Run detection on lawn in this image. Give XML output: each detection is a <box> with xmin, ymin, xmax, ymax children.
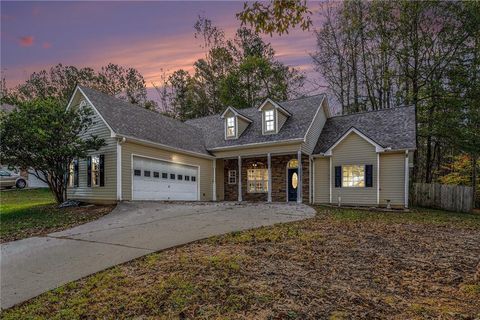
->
<box><xmin>3</xmin><ymin>206</ymin><xmax>480</xmax><ymax>319</ymax></box>
<box><xmin>0</xmin><ymin>189</ymin><xmax>114</xmax><ymax>243</ymax></box>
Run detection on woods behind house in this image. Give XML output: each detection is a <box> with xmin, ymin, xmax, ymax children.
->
<box><xmin>311</xmin><ymin>1</ymin><xmax>479</xmax><ymax>205</ymax></box>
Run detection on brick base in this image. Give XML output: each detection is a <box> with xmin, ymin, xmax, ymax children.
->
<box><xmin>223</xmin><ymin>154</ymin><xmax>309</xmax><ymax>202</ymax></box>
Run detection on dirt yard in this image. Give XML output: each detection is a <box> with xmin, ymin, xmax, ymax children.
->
<box><xmin>2</xmin><ymin>206</ymin><xmax>479</xmax><ymax>319</ymax></box>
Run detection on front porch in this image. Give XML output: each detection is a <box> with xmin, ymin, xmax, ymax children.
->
<box><xmin>216</xmin><ymin>152</ymin><xmax>310</xmax><ymax>203</ymax></box>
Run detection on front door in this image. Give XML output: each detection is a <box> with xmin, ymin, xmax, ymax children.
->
<box><xmin>287</xmin><ymin>168</ymin><xmax>298</xmax><ymax>201</ymax></box>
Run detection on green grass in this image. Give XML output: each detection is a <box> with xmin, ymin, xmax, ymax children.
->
<box><xmin>2</xmin><ymin>206</ymin><xmax>480</xmax><ymax>319</ymax></box>
<box><xmin>316</xmin><ymin>205</ymin><xmax>480</xmax><ymax>228</ymax></box>
<box><xmin>0</xmin><ymin>188</ymin><xmax>113</xmax><ymax>242</ymax></box>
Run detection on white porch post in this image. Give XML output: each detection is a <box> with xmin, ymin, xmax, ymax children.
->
<box><xmin>377</xmin><ymin>153</ymin><xmax>380</xmax><ymax>206</ymax></box>
<box><xmin>267</xmin><ymin>153</ymin><xmax>272</xmax><ymax>202</ymax></box>
<box><xmin>297</xmin><ymin>150</ymin><xmax>302</xmax><ymax>203</ymax></box>
<box><xmin>238</xmin><ymin>155</ymin><xmax>242</xmax><ymax>202</ymax></box>
<box><xmin>116</xmin><ymin>141</ymin><xmax>122</xmax><ymax>201</ymax></box>
<box><xmin>212</xmin><ymin>159</ymin><xmax>217</xmax><ymax>201</ymax></box>
<box><xmin>405</xmin><ymin>150</ymin><xmax>409</xmax><ymax>208</ymax></box>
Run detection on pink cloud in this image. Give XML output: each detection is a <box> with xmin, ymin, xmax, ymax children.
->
<box><xmin>18</xmin><ymin>36</ymin><xmax>34</xmax><ymax>47</ymax></box>
<box><xmin>42</xmin><ymin>42</ymin><xmax>51</xmax><ymax>49</ymax></box>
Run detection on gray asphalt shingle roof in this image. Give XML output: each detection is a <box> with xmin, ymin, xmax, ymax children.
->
<box><xmin>313</xmin><ymin>106</ymin><xmax>416</xmax><ymax>154</ymax></box>
<box><xmin>186</xmin><ymin>94</ymin><xmax>326</xmax><ymax>149</ymax></box>
<box><xmin>79</xmin><ymin>86</ymin><xmax>210</xmax><ymax>155</ymax></box>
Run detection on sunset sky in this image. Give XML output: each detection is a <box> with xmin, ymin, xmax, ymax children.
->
<box><xmin>1</xmin><ymin>1</ymin><xmax>326</xmax><ymax>100</ymax></box>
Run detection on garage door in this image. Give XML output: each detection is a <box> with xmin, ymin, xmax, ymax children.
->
<box><xmin>133</xmin><ymin>156</ymin><xmax>198</xmax><ymax>201</ymax></box>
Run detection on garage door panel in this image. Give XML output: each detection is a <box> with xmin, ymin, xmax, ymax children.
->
<box><xmin>133</xmin><ymin>156</ymin><xmax>198</xmax><ymax>201</ymax></box>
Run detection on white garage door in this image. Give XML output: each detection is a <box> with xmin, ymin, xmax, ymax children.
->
<box><xmin>133</xmin><ymin>156</ymin><xmax>198</xmax><ymax>201</ymax></box>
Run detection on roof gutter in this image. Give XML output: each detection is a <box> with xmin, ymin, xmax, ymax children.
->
<box><xmin>118</xmin><ymin>135</ymin><xmax>215</xmax><ymax>159</ymax></box>
<box><xmin>208</xmin><ymin>138</ymin><xmax>304</xmax><ymax>151</ymax></box>
<box><xmin>311</xmin><ymin>147</ymin><xmax>417</xmax><ymax>158</ymax></box>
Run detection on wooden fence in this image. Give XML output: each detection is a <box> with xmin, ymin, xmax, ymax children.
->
<box><xmin>411</xmin><ymin>183</ymin><xmax>474</xmax><ymax>213</ymax></box>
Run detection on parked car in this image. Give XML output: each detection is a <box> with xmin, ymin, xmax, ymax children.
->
<box><xmin>0</xmin><ymin>169</ymin><xmax>27</xmax><ymax>189</ymax></box>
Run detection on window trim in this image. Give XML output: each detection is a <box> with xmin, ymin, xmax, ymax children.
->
<box><xmin>226</xmin><ymin>116</ymin><xmax>236</xmax><ymax>138</ymax></box>
<box><xmin>91</xmin><ymin>155</ymin><xmax>101</xmax><ymax>187</ymax></box>
<box><xmin>264</xmin><ymin>109</ymin><xmax>275</xmax><ymax>133</ymax></box>
<box><xmin>247</xmin><ymin>168</ymin><xmax>268</xmax><ymax>193</ymax></box>
<box><xmin>228</xmin><ymin>170</ymin><xmax>237</xmax><ymax>184</ymax></box>
<box><xmin>341</xmin><ymin>164</ymin><xmax>365</xmax><ymax>188</ymax></box>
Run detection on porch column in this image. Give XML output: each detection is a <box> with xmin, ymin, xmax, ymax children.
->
<box><xmin>212</xmin><ymin>159</ymin><xmax>217</xmax><ymax>201</ymax></box>
<box><xmin>267</xmin><ymin>153</ymin><xmax>272</xmax><ymax>202</ymax></box>
<box><xmin>238</xmin><ymin>155</ymin><xmax>242</xmax><ymax>202</ymax></box>
<box><xmin>297</xmin><ymin>150</ymin><xmax>302</xmax><ymax>203</ymax></box>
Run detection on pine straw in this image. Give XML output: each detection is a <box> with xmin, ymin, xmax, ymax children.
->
<box><xmin>3</xmin><ymin>207</ymin><xmax>480</xmax><ymax>319</ymax></box>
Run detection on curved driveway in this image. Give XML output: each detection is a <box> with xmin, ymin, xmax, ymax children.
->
<box><xmin>1</xmin><ymin>202</ymin><xmax>315</xmax><ymax>309</ymax></box>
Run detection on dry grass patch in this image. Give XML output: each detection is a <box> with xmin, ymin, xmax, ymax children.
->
<box><xmin>3</xmin><ymin>206</ymin><xmax>480</xmax><ymax>319</ymax></box>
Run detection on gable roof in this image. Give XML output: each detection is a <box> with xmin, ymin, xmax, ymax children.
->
<box><xmin>220</xmin><ymin>106</ymin><xmax>252</xmax><ymax>122</ymax></box>
<box><xmin>313</xmin><ymin>106</ymin><xmax>416</xmax><ymax>154</ymax></box>
<box><xmin>186</xmin><ymin>94</ymin><xmax>326</xmax><ymax>150</ymax></box>
<box><xmin>257</xmin><ymin>98</ymin><xmax>292</xmax><ymax>117</ymax></box>
<box><xmin>76</xmin><ymin>86</ymin><xmax>211</xmax><ymax>156</ymax></box>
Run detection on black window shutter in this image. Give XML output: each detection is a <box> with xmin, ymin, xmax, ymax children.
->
<box><xmin>99</xmin><ymin>154</ymin><xmax>105</xmax><ymax>187</ymax></box>
<box><xmin>87</xmin><ymin>156</ymin><xmax>92</xmax><ymax>187</ymax></box>
<box><xmin>74</xmin><ymin>159</ymin><xmax>79</xmax><ymax>187</ymax></box>
<box><xmin>365</xmin><ymin>164</ymin><xmax>373</xmax><ymax>187</ymax></box>
<box><xmin>335</xmin><ymin>166</ymin><xmax>342</xmax><ymax>188</ymax></box>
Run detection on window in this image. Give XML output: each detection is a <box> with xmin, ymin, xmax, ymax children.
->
<box><xmin>91</xmin><ymin>155</ymin><xmax>100</xmax><ymax>186</ymax></box>
<box><xmin>0</xmin><ymin>170</ymin><xmax>11</xmax><ymax>177</ymax></box>
<box><xmin>264</xmin><ymin>110</ymin><xmax>275</xmax><ymax>132</ymax></box>
<box><xmin>247</xmin><ymin>169</ymin><xmax>268</xmax><ymax>193</ymax></box>
<box><xmin>68</xmin><ymin>162</ymin><xmax>75</xmax><ymax>187</ymax></box>
<box><xmin>88</xmin><ymin>155</ymin><xmax>104</xmax><ymax>187</ymax></box>
<box><xmin>185</xmin><ymin>175</ymin><xmax>190</xmax><ymax>181</ymax></box>
<box><xmin>228</xmin><ymin>170</ymin><xmax>236</xmax><ymax>184</ymax></box>
<box><xmin>287</xmin><ymin>159</ymin><xmax>298</xmax><ymax>169</ymax></box>
<box><xmin>144</xmin><ymin>170</ymin><xmax>151</xmax><ymax>177</ymax></box>
<box><xmin>191</xmin><ymin>176</ymin><xmax>196</xmax><ymax>182</ymax></box>
<box><xmin>342</xmin><ymin>165</ymin><xmax>365</xmax><ymax>187</ymax></box>
<box><xmin>162</xmin><ymin>172</ymin><xmax>168</xmax><ymax>179</ymax></box>
<box><xmin>170</xmin><ymin>173</ymin><xmax>175</xmax><ymax>180</ymax></box>
<box><xmin>134</xmin><ymin>169</ymin><xmax>141</xmax><ymax>176</ymax></box>
<box><xmin>177</xmin><ymin>174</ymin><xmax>183</xmax><ymax>180</ymax></box>
<box><xmin>226</xmin><ymin>117</ymin><xmax>236</xmax><ymax>137</ymax></box>
<box><xmin>153</xmin><ymin>172</ymin><xmax>159</xmax><ymax>178</ymax></box>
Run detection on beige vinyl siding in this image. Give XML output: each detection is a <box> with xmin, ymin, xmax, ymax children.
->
<box><xmin>237</xmin><ymin>118</ymin><xmax>250</xmax><ymax>137</ymax></box>
<box><xmin>313</xmin><ymin>157</ymin><xmax>330</xmax><ymax>203</ymax></box>
<box><xmin>331</xmin><ymin>132</ymin><xmax>377</xmax><ymax>206</ymax></box>
<box><xmin>380</xmin><ymin>152</ymin><xmax>405</xmax><ymax>207</ymax></box>
<box><xmin>212</xmin><ymin>142</ymin><xmax>302</xmax><ymax>158</ymax></box>
<box><xmin>121</xmin><ymin>141</ymin><xmax>213</xmax><ymax>201</ymax></box>
<box><xmin>67</xmin><ymin>93</ymin><xmax>117</xmax><ymax>203</ymax></box>
<box><xmin>215</xmin><ymin>159</ymin><xmax>225</xmax><ymax>200</ymax></box>
<box><xmin>301</xmin><ymin>99</ymin><xmax>327</xmax><ymax>154</ymax></box>
<box><xmin>277</xmin><ymin>111</ymin><xmax>288</xmax><ymax>131</ymax></box>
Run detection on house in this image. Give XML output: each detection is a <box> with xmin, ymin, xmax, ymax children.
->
<box><xmin>66</xmin><ymin>85</ymin><xmax>415</xmax><ymax>208</ymax></box>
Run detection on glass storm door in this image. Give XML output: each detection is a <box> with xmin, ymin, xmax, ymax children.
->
<box><xmin>287</xmin><ymin>168</ymin><xmax>298</xmax><ymax>201</ymax></box>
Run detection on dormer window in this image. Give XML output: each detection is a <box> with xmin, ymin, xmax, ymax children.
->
<box><xmin>226</xmin><ymin>116</ymin><xmax>236</xmax><ymax>137</ymax></box>
<box><xmin>264</xmin><ymin>110</ymin><xmax>275</xmax><ymax>132</ymax></box>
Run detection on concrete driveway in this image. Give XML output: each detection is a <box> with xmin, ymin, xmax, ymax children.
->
<box><xmin>0</xmin><ymin>201</ymin><xmax>315</xmax><ymax>309</ymax></box>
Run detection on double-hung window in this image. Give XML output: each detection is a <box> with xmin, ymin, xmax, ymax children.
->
<box><xmin>264</xmin><ymin>110</ymin><xmax>275</xmax><ymax>132</ymax></box>
<box><xmin>226</xmin><ymin>117</ymin><xmax>236</xmax><ymax>137</ymax></box>
<box><xmin>247</xmin><ymin>169</ymin><xmax>268</xmax><ymax>193</ymax></box>
<box><xmin>87</xmin><ymin>155</ymin><xmax>104</xmax><ymax>187</ymax></box>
